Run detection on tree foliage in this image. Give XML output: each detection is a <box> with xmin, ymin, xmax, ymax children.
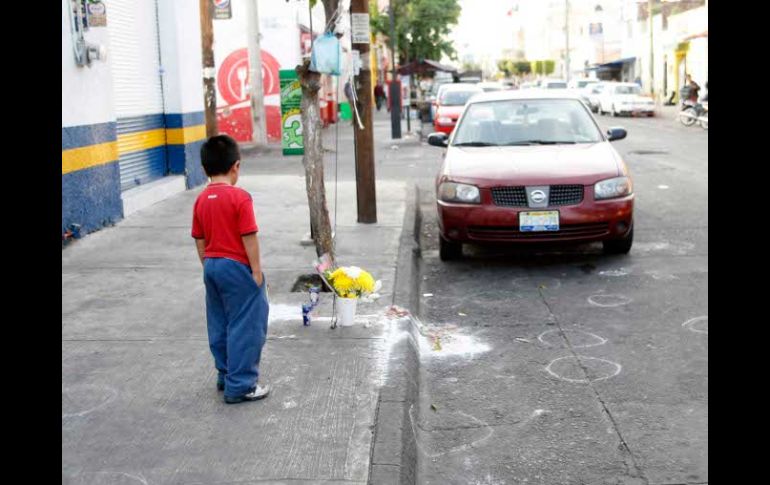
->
<box><xmin>370</xmin><ymin>0</ymin><xmax>462</xmax><ymax>64</ymax></box>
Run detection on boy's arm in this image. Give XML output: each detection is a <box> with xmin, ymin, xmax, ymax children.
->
<box><xmin>195</xmin><ymin>239</ymin><xmax>206</xmax><ymax>266</ymax></box>
<box><xmin>241</xmin><ymin>233</ymin><xmax>263</xmax><ymax>286</ymax></box>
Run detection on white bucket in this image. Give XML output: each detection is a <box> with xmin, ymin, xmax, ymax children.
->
<box><xmin>337</xmin><ymin>297</ymin><xmax>358</xmax><ymax>327</ymax></box>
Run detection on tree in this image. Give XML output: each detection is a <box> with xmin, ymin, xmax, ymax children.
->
<box><xmin>514</xmin><ymin>61</ymin><xmax>532</xmax><ymax>76</ymax></box>
<box><xmin>295</xmin><ymin>0</ymin><xmax>339</xmax><ymax>261</ymax></box>
<box><xmin>370</xmin><ymin>0</ymin><xmax>462</xmax><ymax>64</ymax></box>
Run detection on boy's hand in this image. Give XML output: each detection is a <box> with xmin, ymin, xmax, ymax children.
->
<box><xmin>253</xmin><ymin>272</ymin><xmax>264</xmax><ymax>287</ymax></box>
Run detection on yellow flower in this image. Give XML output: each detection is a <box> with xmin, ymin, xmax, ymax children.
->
<box><xmin>329</xmin><ymin>268</ymin><xmax>356</xmax><ymax>295</ymax></box>
<box><xmin>356</xmin><ymin>271</ymin><xmax>376</xmax><ymax>293</ymax></box>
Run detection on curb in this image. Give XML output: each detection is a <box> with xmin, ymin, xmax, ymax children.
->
<box><xmin>368</xmin><ymin>185</ymin><xmax>424</xmax><ymax>485</ymax></box>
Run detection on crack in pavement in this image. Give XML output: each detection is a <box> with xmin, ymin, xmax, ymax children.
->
<box><xmin>414</xmin><ymin>419</ymin><xmax>522</xmax><ymax>432</ymax></box>
<box><xmin>537</xmin><ymin>288</ymin><xmax>648</xmax><ymax>485</ymax></box>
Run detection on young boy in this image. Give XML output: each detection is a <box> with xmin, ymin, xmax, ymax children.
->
<box><xmin>192</xmin><ymin>135</ymin><xmax>270</xmax><ymax>404</ymax></box>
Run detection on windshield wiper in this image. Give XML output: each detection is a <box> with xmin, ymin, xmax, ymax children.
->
<box><xmin>453</xmin><ymin>141</ymin><xmax>499</xmax><ymax>147</ymax></box>
<box><xmin>504</xmin><ymin>140</ymin><xmax>577</xmax><ymax>145</ymax></box>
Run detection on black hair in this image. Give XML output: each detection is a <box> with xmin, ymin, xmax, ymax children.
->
<box><xmin>200</xmin><ymin>135</ymin><xmax>240</xmax><ymax>177</ymax></box>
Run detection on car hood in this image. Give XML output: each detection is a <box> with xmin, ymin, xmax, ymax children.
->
<box><xmin>436</xmin><ymin>105</ymin><xmax>466</xmax><ymax>118</ymax></box>
<box><xmin>442</xmin><ymin>142</ymin><xmax>623</xmax><ymax>187</ymax></box>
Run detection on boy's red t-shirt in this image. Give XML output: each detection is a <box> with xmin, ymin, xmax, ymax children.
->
<box><xmin>191</xmin><ymin>182</ymin><xmax>258</xmax><ymax>265</ymax></box>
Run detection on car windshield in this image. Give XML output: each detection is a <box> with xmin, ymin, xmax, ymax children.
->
<box><xmin>441</xmin><ymin>90</ymin><xmax>481</xmax><ymax>106</ymax></box>
<box><xmin>615</xmin><ymin>85</ymin><xmax>641</xmax><ymax>95</ymax></box>
<box><xmin>546</xmin><ymin>82</ymin><xmax>567</xmax><ymax>89</ymax></box>
<box><xmin>480</xmin><ymin>85</ymin><xmax>503</xmax><ymax>92</ymax></box>
<box><xmin>452</xmin><ymin>99</ymin><xmax>603</xmax><ymax>146</ymax></box>
<box><xmin>577</xmin><ymin>80</ymin><xmax>595</xmax><ymax>88</ymax></box>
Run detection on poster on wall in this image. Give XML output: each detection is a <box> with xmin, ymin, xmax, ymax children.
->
<box><xmin>279</xmin><ymin>70</ymin><xmax>303</xmax><ymax>156</ymax></box>
<box><xmin>213</xmin><ymin>0</ymin><xmax>232</xmax><ymax>20</ymax></box>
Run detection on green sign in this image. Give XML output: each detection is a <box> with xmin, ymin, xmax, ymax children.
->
<box><xmin>280</xmin><ymin>69</ymin><xmax>303</xmax><ymax>156</ymax></box>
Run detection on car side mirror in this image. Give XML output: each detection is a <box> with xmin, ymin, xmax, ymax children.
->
<box><xmin>607</xmin><ymin>127</ymin><xmax>627</xmax><ymax>141</ymax></box>
<box><xmin>427</xmin><ymin>132</ymin><xmax>449</xmax><ymax>147</ymax></box>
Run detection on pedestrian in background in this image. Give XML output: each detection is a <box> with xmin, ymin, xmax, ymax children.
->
<box><xmin>374</xmin><ymin>83</ymin><xmax>386</xmax><ymax>111</ymax></box>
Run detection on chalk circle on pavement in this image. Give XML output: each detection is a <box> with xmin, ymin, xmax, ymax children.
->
<box><xmin>545</xmin><ymin>355</ymin><xmax>622</xmax><ymax>383</ymax></box>
<box><xmin>538</xmin><ymin>329</ymin><xmax>608</xmax><ymax>348</ymax></box>
<box><xmin>682</xmin><ymin>316</ymin><xmax>708</xmax><ymax>334</ymax></box>
<box><xmin>587</xmin><ymin>294</ymin><xmax>632</xmax><ymax>308</ymax></box>
<box><xmin>62</xmin><ymin>384</ymin><xmax>118</xmax><ymax>418</ymax></box>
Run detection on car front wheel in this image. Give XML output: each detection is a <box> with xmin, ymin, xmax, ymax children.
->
<box><xmin>439</xmin><ymin>235</ymin><xmax>463</xmax><ymax>261</ymax></box>
<box><xmin>603</xmin><ymin>227</ymin><xmax>633</xmax><ymax>255</ymax></box>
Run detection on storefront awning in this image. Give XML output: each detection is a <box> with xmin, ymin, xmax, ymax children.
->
<box><xmin>397</xmin><ymin>59</ymin><xmax>457</xmax><ymax>75</ymax></box>
<box><xmin>585</xmin><ymin>56</ymin><xmax>636</xmax><ymax>71</ymax></box>
<box><xmin>684</xmin><ymin>30</ymin><xmax>708</xmax><ymax>41</ymax></box>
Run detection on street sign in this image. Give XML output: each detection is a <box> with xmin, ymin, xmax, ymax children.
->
<box><xmin>213</xmin><ymin>0</ymin><xmax>231</xmax><ymax>20</ymax></box>
<box><xmin>351</xmin><ymin>13</ymin><xmax>370</xmax><ymax>44</ymax></box>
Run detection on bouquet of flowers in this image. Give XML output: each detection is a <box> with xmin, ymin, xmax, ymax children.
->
<box><xmin>314</xmin><ymin>254</ymin><xmax>382</xmax><ymax>302</ymax></box>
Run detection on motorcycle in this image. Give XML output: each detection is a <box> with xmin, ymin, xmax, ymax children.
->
<box><xmin>679</xmin><ymin>99</ymin><xmax>708</xmax><ymax>128</ymax></box>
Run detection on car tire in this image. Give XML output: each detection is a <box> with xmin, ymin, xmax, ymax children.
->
<box><xmin>611</xmin><ymin>105</ymin><xmax>618</xmax><ymax>117</ymax></box>
<box><xmin>603</xmin><ymin>227</ymin><xmax>633</xmax><ymax>255</ymax></box>
<box><xmin>439</xmin><ymin>235</ymin><xmax>463</xmax><ymax>261</ymax></box>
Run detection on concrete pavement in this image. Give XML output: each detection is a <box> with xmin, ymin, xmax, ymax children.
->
<box><xmin>62</xmin><ymin>114</ymin><xmax>420</xmax><ymax>484</ymax></box>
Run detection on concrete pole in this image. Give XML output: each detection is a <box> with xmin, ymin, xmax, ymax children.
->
<box><xmin>565</xmin><ymin>0</ymin><xmax>570</xmax><ymax>82</ymax></box>
<box><xmin>648</xmin><ymin>0</ymin><xmax>654</xmax><ymax>98</ymax></box>
<box><xmin>246</xmin><ymin>0</ymin><xmax>267</xmax><ymax>145</ymax></box>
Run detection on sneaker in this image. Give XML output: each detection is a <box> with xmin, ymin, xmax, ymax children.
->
<box><xmin>224</xmin><ymin>384</ymin><xmax>270</xmax><ymax>404</ymax></box>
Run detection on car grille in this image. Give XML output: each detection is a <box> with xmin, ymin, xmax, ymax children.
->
<box><xmin>491</xmin><ymin>185</ymin><xmax>584</xmax><ymax>207</ymax></box>
<box><xmin>467</xmin><ymin>222</ymin><xmax>610</xmax><ymax>241</ymax></box>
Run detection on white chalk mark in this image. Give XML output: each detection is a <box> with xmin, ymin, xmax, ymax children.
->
<box><xmin>282</xmin><ymin>400</ymin><xmax>298</xmax><ymax>409</ymax></box>
<box><xmin>71</xmin><ymin>471</ymin><xmax>148</xmax><ymax>485</ymax></box>
<box><xmin>408</xmin><ymin>404</ymin><xmax>494</xmax><ymax>458</ymax></box>
<box><xmin>598</xmin><ymin>268</ymin><xmax>630</xmax><ymax>277</ymax></box>
<box><xmin>62</xmin><ymin>385</ymin><xmax>118</xmax><ymax>418</ymax></box>
<box><xmin>657</xmin><ymin>185</ymin><xmax>670</xmax><ymax>190</ymax></box>
<box><xmin>423</xmin><ymin>293</ymin><xmax>434</xmax><ymax>297</ymax></box>
<box><xmin>537</xmin><ymin>329</ymin><xmax>608</xmax><ymax>348</ymax></box>
<box><xmin>545</xmin><ymin>355</ymin><xmax>622</xmax><ymax>383</ymax></box>
<box><xmin>587</xmin><ymin>294</ymin><xmax>632</xmax><ymax>308</ymax></box>
<box><xmin>682</xmin><ymin>315</ymin><xmax>708</xmax><ymax>334</ymax></box>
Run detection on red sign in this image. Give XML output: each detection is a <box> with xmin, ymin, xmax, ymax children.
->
<box><xmin>216</xmin><ymin>48</ymin><xmax>282</xmax><ymax>142</ymax></box>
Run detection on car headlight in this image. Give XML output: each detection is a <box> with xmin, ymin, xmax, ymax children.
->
<box><xmin>437</xmin><ymin>116</ymin><xmax>454</xmax><ymax>125</ymax></box>
<box><xmin>594</xmin><ymin>177</ymin><xmax>633</xmax><ymax>200</ymax></box>
<box><xmin>438</xmin><ymin>182</ymin><xmax>481</xmax><ymax>204</ymax></box>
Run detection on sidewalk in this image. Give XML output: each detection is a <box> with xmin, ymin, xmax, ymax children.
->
<box><xmin>62</xmin><ymin>117</ymin><xmax>413</xmax><ymax>484</ymax></box>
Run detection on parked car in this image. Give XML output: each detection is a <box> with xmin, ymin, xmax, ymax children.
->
<box><xmin>426</xmin><ymin>90</ymin><xmax>634</xmax><ymax>260</ymax></box>
<box><xmin>567</xmin><ymin>78</ymin><xmax>599</xmax><ymax>90</ymax></box>
<box><xmin>597</xmin><ymin>82</ymin><xmax>655</xmax><ymax>117</ymax></box>
<box><xmin>476</xmin><ymin>81</ymin><xmax>505</xmax><ymax>93</ymax></box>
<box><xmin>428</xmin><ymin>82</ymin><xmax>458</xmax><ymax>121</ymax></box>
<box><xmin>433</xmin><ymin>84</ymin><xmax>484</xmax><ymax>135</ymax></box>
<box><xmin>540</xmin><ymin>79</ymin><xmax>568</xmax><ymax>89</ymax></box>
<box><xmin>520</xmin><ymin>81</ymin><xmax>539</xmax><ymax>90</ymax></box>
<box><xmin>585</xmin><ymin>82</ymin><xmax>612</xmax><ymax>113</ymax></box>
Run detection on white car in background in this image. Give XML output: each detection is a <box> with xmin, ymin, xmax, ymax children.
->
<box><xmin>568</xmin><ymin>78</ymin><xmax>599</xmax><ymax>90</ymax></box>
<box><xmin>598</xmin><ymin>82</ymin><xmax>655</xmax><ymax>117</ymax></box>
<box><xmin>476</xmin><ymin>81</ymin><xmax>505</xmax><ymax>92</ymax></box>
<box><xmin>585</xmin><ymin>82</ymin><xmax>613</xmax><ymax>113</ymax></box>
<box><xmin>540</xmin><ymin>79</ymin><xmax>568</xmax><ymax>89</ymax></box>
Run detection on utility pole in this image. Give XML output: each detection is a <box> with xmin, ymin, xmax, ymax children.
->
<box><xmin>246</xmin><ymin>0</ymin><xmax>267</xmax><ymax>145</ymax></box>
<box><xmin>389</xmin><ymin>1</ymin><xmax>402</xmax><ymax>139</ymax></box>
<box><xmin>351</xmin><ymin>0</ymin><xmax>377</xmax><ymax>223</ymax></box>
<box><xmin>565</xmin><ymin>0</ymin><xmax>570</xmax><ymax>82</ymax></box>
<box><xmin>648</xmin><ymin>0</ymin><xmax>654</xmax><ymax>98</ymax></box>
<box><xmin>200</xmin><ymin>0</ymin><xmax>217</xmax><ymax>137</ymax></box>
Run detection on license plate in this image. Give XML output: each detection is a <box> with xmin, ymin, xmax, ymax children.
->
<box><xmin>520</xmin><ymin>211</ymin><xmax>559</xmax><ymax>232</ymax></box>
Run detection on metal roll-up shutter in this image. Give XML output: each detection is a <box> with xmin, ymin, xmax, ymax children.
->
<box><xmin>106</xmin><ymin>0</ymin><xmax>167</xmax><ymax>191</ymax></box>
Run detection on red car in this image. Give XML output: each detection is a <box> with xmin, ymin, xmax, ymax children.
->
<box><xmin>433</xmin><ymin>84</ymin><xmax>483</xmax><ymax>135</ymax></box>
<box><xmin>428</xmin><ymin>90</ymin><xmax>634</xmax><ymax>260</ymax></box>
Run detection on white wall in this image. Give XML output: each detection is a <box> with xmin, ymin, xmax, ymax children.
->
<box><xmin>158</xmin><ymin>0</ymin><xmax>204</xmax><ymax>115</ymax></box>
<box><xmin>61</xmin><ymin>0</ymin><xmax>116</xmax><ymax>127</ymax></box>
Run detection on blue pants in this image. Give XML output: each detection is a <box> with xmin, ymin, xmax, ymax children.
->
<box><xmin>203</xmin><ymin>258</ymin><xmax>269</xmax><ymax>398</ymax></box>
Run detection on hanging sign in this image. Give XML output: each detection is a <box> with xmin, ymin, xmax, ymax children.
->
<box><xmin>280</xmin><ymin>69</ymin><xmax>304</xmax><ymax>156</ymax></box>
<box><xmin>351</xmin><ymin>13</ymin><xmax>370</xmax><ymax>44</ymax></box>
